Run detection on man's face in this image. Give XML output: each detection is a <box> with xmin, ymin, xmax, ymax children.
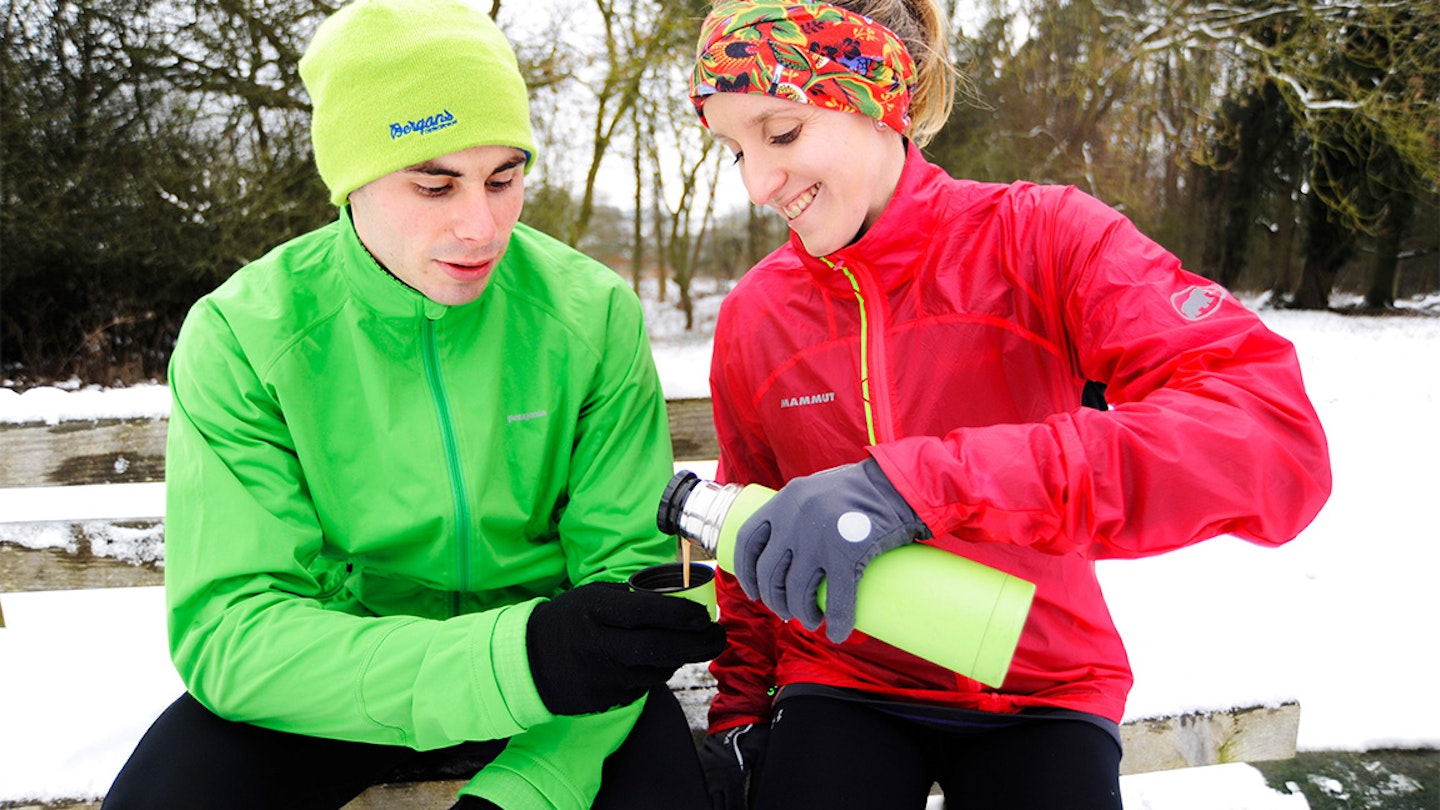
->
<box><xmin>349</xmin><ymin>144</ymin><xmax>527</xmax><ymax>306</ymax></box>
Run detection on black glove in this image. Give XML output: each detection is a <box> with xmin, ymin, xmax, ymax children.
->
<box><xmin>699</xmin><ymin>722</ymin><xmax>770</xmax><ymax>810</ymax></box>
<box><xmin>526</xmin><ymin>581</ymin><xmax>727</xmax><ymax>716</ymax></box>
<box><xmin>734</xmin><ymin>458</ymin><xmax>930</xmax><ymax>643</ymax></box>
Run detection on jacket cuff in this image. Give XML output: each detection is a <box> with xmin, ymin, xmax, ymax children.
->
<box><xmin>460</xmin><ymin>766</ymin><xmax>563</xmax><ymax>810</ymax></box>
<box><xmin>458</xmin><ymin>697</ymin><xmax>645</xmax><ymax>810</ymax></box>
<box><xmin>492</xmin><ymin>598</ymin><xmax>552</xmax><ymax>730</ymax></box>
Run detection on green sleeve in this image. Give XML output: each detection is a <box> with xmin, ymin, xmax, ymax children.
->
<box><xmin>557</xmin><ymin>283</ymin><xmax>676</xmax><ymax>586</ymax></box>
<box><xmin>460</xmin><ymin>697</ymin><xmax>645</xmax><ymax>810</ymax></box>
<box><xmin>165</xmin><ymin>300</ymin><xmax>552</xmax><ymax>749</ymax></box>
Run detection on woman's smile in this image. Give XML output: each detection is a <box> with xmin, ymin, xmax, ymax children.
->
<box><xmin>780</xmin><ymin>183</ymin><xmax>821</xmax><ymax>220</ymax></box>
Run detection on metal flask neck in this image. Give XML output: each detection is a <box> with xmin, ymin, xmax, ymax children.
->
<box><xmin>680</xmin><ymin>478</ymin><xmax>746</xmax><ymax>556</ymax></box>
<box><xmin>659</xmin><ymin>472</ymin><xmax>744</xmax><ymax>557</ymax></box>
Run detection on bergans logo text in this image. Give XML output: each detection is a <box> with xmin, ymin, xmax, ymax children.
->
<box><xmin>390</xmin><ymin>110</ymin><xmax>457</xmax><ymax>140</ymax></box>
<box><xmin>780</xmin><ymin>392</ymin><xmax>836</xmax><ymax>409</ymax></box>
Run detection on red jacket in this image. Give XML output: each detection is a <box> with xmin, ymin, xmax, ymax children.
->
<box><xmin>707</xmin><ymin>143</ymin><xmax>1331</xmax><ymax>730</ymax></box>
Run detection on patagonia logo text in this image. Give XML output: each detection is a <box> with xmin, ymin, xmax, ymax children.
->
<box><xmin>780</xmin><ymin>392</ymin><xmax>836</xmax><ymax>409</ymax></box>
<box><xmin>389</xmin><ymin>109</ymin><xmax>457</xmax><ymax>140</ymax></box>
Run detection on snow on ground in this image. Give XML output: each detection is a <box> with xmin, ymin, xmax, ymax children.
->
<box><xmin>2</xmin><ymin>289</ymin><xmax>1438</xmax><ymax>807</ymax></box>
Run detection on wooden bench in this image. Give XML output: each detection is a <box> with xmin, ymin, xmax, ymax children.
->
<box><xmin>0</xmin><ymin>402</ymin><xmax>1301</xmax><ymax>806</ymax></box>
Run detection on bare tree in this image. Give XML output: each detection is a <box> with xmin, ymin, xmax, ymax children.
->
<box><xmin>644</xmin><ymin>87</ymin><xmax>724</xmax><ymax>329</ymax></box>
<box><xmin>946</xmin><ymin>0</ymin><xmax>1437</xmax><ymax>307</ymax></box>
<box><xmin>562</xmin><ymin>0</ymin><xmax>704</xmax><ymax>247</ymax></box>
<box><xmin>1</xmin><ymin>0</ymin><xmax>333</xmax><ymax>383</ymax></box>
<box><xmin>1134</xmin><ymin>1</ymin><xmax>1439</xmax><ymax>307</ymax></box>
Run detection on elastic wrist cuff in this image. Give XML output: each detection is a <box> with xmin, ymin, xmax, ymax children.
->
<box><xmin>493</xmin><ymin>598</ymin><xmax>553</xmax><ymax>729</ymax></box>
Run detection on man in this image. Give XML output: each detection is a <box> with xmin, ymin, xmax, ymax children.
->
<box><xmin>101</xmin><ymin>1</ymin><xmax>724</xmax><ymax>808</ymax></box>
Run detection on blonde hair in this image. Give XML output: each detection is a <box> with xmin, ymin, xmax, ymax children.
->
<box><xmin>831</xmin><ymin>0</ymin><xmax>955</xmax><ymax>146</ymax></box>
<box><xmin>716</xmin><ymin>0</ymin><xmax>955</xmax><ymax>146</ymax></box>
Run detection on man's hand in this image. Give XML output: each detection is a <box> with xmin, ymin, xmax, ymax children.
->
<box><xmin>734</xmin><ymin>458</ymin><xmax>929</xmax><ymax>643</ymax></box>
<box><xmin>526</xmin><ymin>582</ymin><xmax>726</xmax><ymax>716</ymax></box>
<box><xmin>699</xmin><ymin>722</ymin><xmax>770</xmax><ymax>810</ymax></box>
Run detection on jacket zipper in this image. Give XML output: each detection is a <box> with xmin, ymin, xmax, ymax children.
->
<box><xmin>839</xmin><ymin>261</ymin><xmax>987</xmax><ymax>695</ymax></box>
<box><xmin>422</xmin><ymin>318</ymin><xmax>473</xmax><ymax>616</ymax></box>
<box><xmin>832</xmin><ymin>260</ymin><xmax>896</xmax><ymax>446</ymax></box>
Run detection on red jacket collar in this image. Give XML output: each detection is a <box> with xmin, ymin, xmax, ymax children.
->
<box><xmin>791</xmin><ymin>140</ymin><xmax>950</xmax><ymax>292</ymax></box>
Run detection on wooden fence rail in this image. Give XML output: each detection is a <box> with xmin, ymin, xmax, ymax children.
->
<box><xmin>0</xmin><ymin>398</ymin><xmax>721</xmax><ymax>489</ymax></box>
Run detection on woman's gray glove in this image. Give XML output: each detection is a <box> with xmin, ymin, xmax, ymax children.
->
<box><xmin>734</xmin><ymin>458</ymin><xmax>930</xmax><ymax>643</ymax></box>
<box><xmin>699</xmin><ymin>722</ymin><xmax>770</xmax><ymax>810</ymax></box>
<box><xmin>526</xmin><ymin>582</ymin><xmax>726</xmax><ymax>716</ymax></box>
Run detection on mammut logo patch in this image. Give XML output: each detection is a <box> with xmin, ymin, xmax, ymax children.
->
<box><xmin>1171</xmin><ymin>284</ymin><xmax>1226</xmax><ymax>321</ymax></box>
<box><xmin>389</xmin><ymin>110</ymin><xmax>457</xmax><ymax>140</ymax></box>
<box><xmin>780</xmin><ymin>391</ymin><xmax>836</xmax><ymax>409</ymax></box>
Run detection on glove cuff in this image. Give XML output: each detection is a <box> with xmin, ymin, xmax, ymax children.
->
<box><xmin>860</xmin><ymin>456</ymin><xmax>928</xmax><ymax>534</ymax></box>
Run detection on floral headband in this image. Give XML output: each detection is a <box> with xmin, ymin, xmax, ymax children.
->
<box><xmin>689</xmin><ymin>0</ymin><xmax>918</xmax><ymax>133</ymax></box>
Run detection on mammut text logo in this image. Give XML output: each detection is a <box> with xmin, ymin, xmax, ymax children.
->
<box><xmin>780</xmin><ymin>392</ymin><xmax>836</xmax><ymax>409</ymax></box>
<box><xmin>390</xmin><ymin>110</ymin><xmax>457</xmax><ymax>140</ymax></box>
<box><xmin>1171</xmin><ymin>284</ymin><xmax>1226</xmax><ymax>321</ymax></box>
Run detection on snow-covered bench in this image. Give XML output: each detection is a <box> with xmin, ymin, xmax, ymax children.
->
<box><xmin>0</xmin><ymin>409</ymin><xmax>1303</xmax><ymax>805</ymax></box>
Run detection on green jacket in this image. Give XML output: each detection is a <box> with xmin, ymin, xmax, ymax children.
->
<box><xmin>163</xmin><ymin>209</ymin><xmax>676</xmax><ymax>809</ymax></box>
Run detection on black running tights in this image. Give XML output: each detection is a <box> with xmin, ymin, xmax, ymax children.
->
<box><xmin>753</xmin><ymin>695</ymin><xmax>1124</xmax><ymax>810</ymax></box>
<box><xmin>100</xmin><ymin>686</ymin><xmax>707</xmax><ymax>810</ymax></box>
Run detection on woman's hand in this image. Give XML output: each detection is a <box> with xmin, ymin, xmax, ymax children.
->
<box><xmin>733</xmin><ymin>458</ymin><xmax>929</xmax><ymax>642</ymax></box>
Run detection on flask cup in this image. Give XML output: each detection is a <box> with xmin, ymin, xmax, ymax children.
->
<box><xmin>658</xmin><ymin>471</ymin><xmax>1035</xmax><ymax>688</ymax></box>
<box><xmin>627</xmin><ymin>562</ymin><xmax>718</xmax><ymax>620</ymax></box>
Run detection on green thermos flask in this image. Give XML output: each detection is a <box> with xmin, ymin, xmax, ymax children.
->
<box><xmin>657</xmin><ymin>470</ymin><xmax>1036</xmax><ymax>688</ymax></box>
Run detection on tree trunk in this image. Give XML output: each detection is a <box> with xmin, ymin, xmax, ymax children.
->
<box><xmin>630</xmin><ymin>106</ymin><xmax>645</xmax><ymax>296</ymax></box>
<box><xmin>1363</xmin><ymin>206</ymin><xmax>1409</xmax><ymax>310</ymax></box>
<box><xmin>1290</xmin><ymin>189</ymin><xmax>1355</xmax><ymax>310</ymax></box>
<box><xmin>1290</xmin><ymin>256</ymin><xmax>1341</xmax><ymax>311</ymax></box>
<box><xmin>651</xmin><ymin>147</ymin><xmax>668</xmax><ymax>303</ymax></box>
<box><xmin>1269</xmin><ymin>192</ymin><xmax>1299</xmax><ymax>302</ymax></box>
<box><xmin>1363</xmin><ymin>169</ymin><xmax>1417</xmax><ymax>310</ymax></box>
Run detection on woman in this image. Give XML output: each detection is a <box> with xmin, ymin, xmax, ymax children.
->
<box><xmin>687</xmin><ymin>2</ymin><xmax>1332</xmax><ymax>808</ymax></box>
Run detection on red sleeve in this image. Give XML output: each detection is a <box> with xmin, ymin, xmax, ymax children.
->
<box><xmin>871</xmin><ymin>188</ymin><xmax>1331</xmax><ymax>559</ymax></box>
<box><xmin>705</xmin><ymin>297</ymin><xmax>784</xmax><ymax>733</ymax></box>
<box><xmin>706</xmin><ymin>569</ymin><xmax>782</xmax><ymax>733</ymax></box>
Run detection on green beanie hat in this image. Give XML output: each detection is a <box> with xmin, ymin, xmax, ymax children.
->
<box><xmin>299</xmin><ymin>0</ymin><xmax>537</xmax><ymax>206</ymax></box>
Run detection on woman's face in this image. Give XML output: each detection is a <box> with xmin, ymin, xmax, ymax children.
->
<box><xmin>703</xmin><ymin>92</ymin><xmax>906</xmax><ymax>257</ymax></box>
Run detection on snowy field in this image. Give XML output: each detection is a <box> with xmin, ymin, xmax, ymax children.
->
<box><xmin>2</xmin><ymin>288</ymin><xmax>1438</xmax><ymax>807</ymax></box>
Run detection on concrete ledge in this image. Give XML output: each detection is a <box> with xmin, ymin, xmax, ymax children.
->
<box><xmin>342</xmin><ymin>780</ymin><xmax>468</xmax><ymax>809</ymax></box>
<box><xmin>1118</xmin><ymin>701</ymin><xmax>1301</xmax><ymax>774</ymax></box>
